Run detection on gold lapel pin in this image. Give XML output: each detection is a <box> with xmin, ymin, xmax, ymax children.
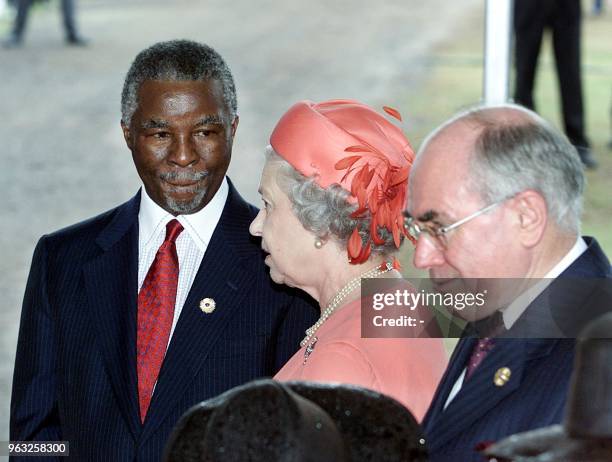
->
<box><xmin>200</xmin><ymin>298</ymin><xmax>216</xmax><ymax>314</ymax></box>
<box><xmin>494</xmin><ymin>367</ymin><xmax>511</xmax><ymax>387</ymax></box>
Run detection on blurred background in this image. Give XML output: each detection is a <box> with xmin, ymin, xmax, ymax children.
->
<box><xmin>0</xmin><ymin>0</ymin><xmax>610</xmax><ymax>447</ymax></box>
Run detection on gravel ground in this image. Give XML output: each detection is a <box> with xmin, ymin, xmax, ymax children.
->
<box><xmin>0</xmin><ymin>0</ymin><xmax>481</xmax><ymax>444</ymax></box>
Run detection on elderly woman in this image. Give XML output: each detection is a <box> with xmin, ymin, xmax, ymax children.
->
<box><xmin>249</xmin><ymin>99</ymin><xmax>447</xmax><ymax>420</ymax></box>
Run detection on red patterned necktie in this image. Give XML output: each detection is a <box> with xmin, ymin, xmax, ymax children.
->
<box><xmin>465</xmin><ymin>337</ymin><xmax>495</xmax><ymax>380</ymax></box>
<box><xmin>137</xmin><ymin>219</ymin><xmax>183</xmax><ymax>423</ymax></box>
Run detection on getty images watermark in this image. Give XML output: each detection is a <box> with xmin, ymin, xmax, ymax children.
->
<box><xmin>361</xmin><ymin>278</ymin><xmax>612</xmax><ymax>339</ymax></box>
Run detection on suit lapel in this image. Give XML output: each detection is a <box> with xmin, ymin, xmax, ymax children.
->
<box><xmin>424</xmin><ymin>337</ymin><xmax>476</xmax><ymax>434</ymax></box>
<box><xmin>427</xmin><ymin>339</ymin><xmax>555</xmax><ymax>450</ymax></box>
<box><xmin>140</xmin><ymin>181</ymin><xmax>259</xmax><ymax>442</ymax></box>
<box><xmin>82</xmin><ymin>193</ymin><xmax>141</xmax><ymax>441</ymax></box>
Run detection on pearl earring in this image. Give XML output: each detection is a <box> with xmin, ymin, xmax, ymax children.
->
<box><xmin>314</xmin><ymin>238</ymin><xmax>323</xmax><ymax>249</ymax></box>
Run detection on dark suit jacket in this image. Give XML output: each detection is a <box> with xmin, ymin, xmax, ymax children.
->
<box><xmin>10</xmin><ymin>181</ymin><xmax>318</xmax><ymax>461</ymax></box>
<box><xmin>423</xmin><ymin>237</ymin><xmax>611</xmax><ymax>462</ymax></box>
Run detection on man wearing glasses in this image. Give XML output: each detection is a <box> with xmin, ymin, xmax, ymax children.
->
<box><xmin>407</xmin><ymin>104</ymin><xmax>611</xmax><ymax>462</ymax></box>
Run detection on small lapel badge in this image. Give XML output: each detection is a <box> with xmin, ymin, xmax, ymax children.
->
<box><xmin>200</xmin><ymin>298</ymin><xmax>216</xmax><ymax>314</ymax></box>
<box><xmin>494</xmin><ymin>367</ymin><xmax>511</xmax><ymax>387</ymax></box>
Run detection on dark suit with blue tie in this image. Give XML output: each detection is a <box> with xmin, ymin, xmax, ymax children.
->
<box><xmin>423</xmin><ymin>237</ymin><xmax>611</xmax><ymax>462</ymax></box>
<box><xmin>10</xmin><ymin>181</ymin><xmax>318</xmax><ymax>461</ymax></box>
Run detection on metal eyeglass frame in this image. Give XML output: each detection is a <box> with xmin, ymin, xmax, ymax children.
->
<box><xmin>406</xmin><ymin>199</ymin><xmax>508</xmax><ymax>246</ymax></box>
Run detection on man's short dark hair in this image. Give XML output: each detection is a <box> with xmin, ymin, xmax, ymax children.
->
<box><xmin>121</xmin><ymin>39</ymin><xmax>237</xmax><ymax>125</ymax></box>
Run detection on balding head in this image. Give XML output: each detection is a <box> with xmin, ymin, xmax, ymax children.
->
<box><xmin>407</xmin><ymin>104</ymin><xmax>585</xmax><ymax>288</ymax></box>
<box><xmin>414</xmin><ymin>103</ymin><xmax>584</xmax><ymax>235</ymax></box>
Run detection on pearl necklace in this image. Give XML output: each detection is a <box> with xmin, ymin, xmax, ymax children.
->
<box><xmin>300</xmin><ymin>261</ymin><xmax>393</xmax><ymax>348</ymax></box>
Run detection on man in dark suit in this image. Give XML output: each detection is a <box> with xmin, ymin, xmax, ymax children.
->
<box><xmin>513</xmin><ymin>0</ymin><xmax>597</xmax><ymax>169</ymax></box>
<box><xmin>405</xmin><ymin>103</ymin><xmax>611</xmax><ymax>462</ymax></box>
<box><xmin>10</xmin><ymin>40</ymin><xmax>318</xmax><ymax>461</ymax></box>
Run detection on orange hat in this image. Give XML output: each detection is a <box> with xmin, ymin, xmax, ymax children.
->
<box><xmin>270</xmin><ymin>99</ymin><xmax>415</xmax><ymax>264</ymax></box>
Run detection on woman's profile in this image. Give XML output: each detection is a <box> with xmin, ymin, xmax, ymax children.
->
<box><xmin>249</xmin><ymin>99</ymin><xmax>447</xmax><ymax>420</ymax></box>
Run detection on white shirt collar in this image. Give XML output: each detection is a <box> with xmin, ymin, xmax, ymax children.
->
<box><xmin>138</xmin><ymin>177</ymin><xmax>229</xmax><ymax>252</ymax></box>
<box><xmin>502</xmin><ymin>237</ymin><xmax>588</xmax><ymax>328</ymax></box>
<box><xmin>543</xmin><ymin>236</ymin><xmax>589</xmax><ymax>279</ymax></box>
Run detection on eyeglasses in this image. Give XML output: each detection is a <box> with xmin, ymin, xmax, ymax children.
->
<box><xmin>405</xmin><ymin>199</ymin><xmax>509</xmax><ymax>249</ymax></box>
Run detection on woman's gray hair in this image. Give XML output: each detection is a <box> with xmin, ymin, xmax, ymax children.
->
<box><xmin>264</xmin><ymin>146</ymin><xmax>402</xmax><ymax>255</ymax></box>
<box><xmin>121</xmin><ymin>40</ymin><xmax>237</xmax><ymax>126</ymax></box>
<box><xmin>420</xmin><ymin>104</ymin><xmax>584</xmax><ymax>235</ymax></box>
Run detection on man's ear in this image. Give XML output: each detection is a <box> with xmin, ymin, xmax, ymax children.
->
<box><xmin>121</xmin><ymin>120</ymin><xmax>133</xmax><ymax>150</ymax></box>
<box><xmin>230</xmin><ymin>115</ymin><xmax>239</xmax><ymax>139</ymax></box>
<box><xmin>512</xmin><ymin>190</ymin><xmax>548</xmax><ymax>248</ymax></box>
